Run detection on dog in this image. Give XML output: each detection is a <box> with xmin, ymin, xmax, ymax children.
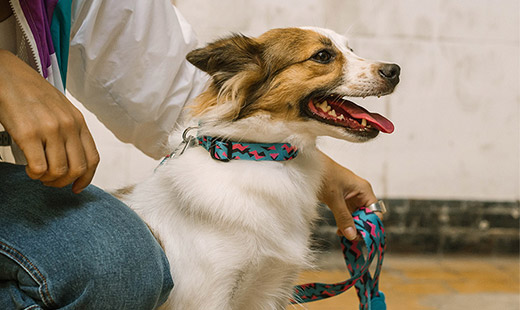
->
<box><xmin>120</xmin><ymin>27</ymin><xmax>400</xmax><ymax>310</ymax></box>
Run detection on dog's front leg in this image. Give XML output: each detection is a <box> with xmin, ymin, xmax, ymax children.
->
<box><xmin>230</xmin><ymin>261</ymin><xmax>301</xmax><ymax>310</ymax></box>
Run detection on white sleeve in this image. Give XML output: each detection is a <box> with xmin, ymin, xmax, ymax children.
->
<box><xmin>67</xmin><ymin>0</ymin><xmax>209</xmax><ymax>159</ymax></box>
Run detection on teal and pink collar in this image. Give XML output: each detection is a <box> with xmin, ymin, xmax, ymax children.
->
<box><xmin>197</xmin><ymin>136</ymin><xmax>298</xmax><ymax>162</ymax></box>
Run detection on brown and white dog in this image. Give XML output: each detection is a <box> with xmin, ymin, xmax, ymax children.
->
<box><xmin>121</xmin><ymin>27</ymin><xmax>399</xmax><ymax>310</ymax></box>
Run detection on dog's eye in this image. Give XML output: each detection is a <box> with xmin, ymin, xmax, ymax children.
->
<box><xmin>311</xmin><ymin>50</ymin><xmax>333</xmax><ymax>64</ymax></box>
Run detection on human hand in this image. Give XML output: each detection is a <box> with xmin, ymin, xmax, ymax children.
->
<box><xmin>318</xmin><ymin>151</ymin><xmax>382</xmax><ymax>240</ymax></box>
<box><xmin>0</xmin><ymin>50</ymin><xmax>99</xmax><ymax>193</ymax></box>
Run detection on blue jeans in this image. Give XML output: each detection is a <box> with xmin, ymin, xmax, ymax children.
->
<box><xmin>0</xmin><ymin>163</ymin><xmax>173</xmax><ymax>309</ymax></box>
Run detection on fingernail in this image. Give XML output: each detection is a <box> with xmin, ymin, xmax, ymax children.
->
<box><xmin>344</xmin><ymin>227</ymin><xmax>357</xmax><ymax>240</ymax></box>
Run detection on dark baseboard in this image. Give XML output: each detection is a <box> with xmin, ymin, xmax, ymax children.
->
<box><xmin>313</xmin><ymin>199</ymin><xmax>520</xmax><ymax>255</ymax></box>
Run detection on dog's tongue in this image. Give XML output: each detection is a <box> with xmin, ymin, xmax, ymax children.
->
<box><xmin>338</xmin><ymin>99</ymin><xmax>394</xmax><ymax>133</ymax></box>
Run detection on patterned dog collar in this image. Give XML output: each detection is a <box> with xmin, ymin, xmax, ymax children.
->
<box><xmin>197</xmin><ymin>136</ymin><xmax>299</xmax><ymax>162</ymax></box>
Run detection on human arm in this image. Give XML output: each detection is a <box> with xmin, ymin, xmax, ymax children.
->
<box><xmin>318</xmin><ymin>151</ymin><xmax>382</xmax><ymax>240</ymax></box>
<box><xmin>68</xmin><ymin>0</ymin><xmax>209</xmax><ymax>159</ymax></box>
<box><xmin>0</xmin><ymin>49</ymin><xmax>99</xmax><ymax>193</ymax></box>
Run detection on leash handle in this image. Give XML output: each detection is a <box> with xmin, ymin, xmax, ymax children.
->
<box><xmin>292</xmin><ymin>207</ymin><xmax>386</xmax><ymax>310</ymax></box>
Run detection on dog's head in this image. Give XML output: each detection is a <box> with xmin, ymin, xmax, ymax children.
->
<box><xmin>187</xmin><ymin>27</ymin><xmax>400</xmax><ymax>143</ymax></box>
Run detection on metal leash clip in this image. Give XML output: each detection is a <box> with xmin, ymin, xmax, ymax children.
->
<box><xmin>156</xmin><ymin>126</ymin><xmax>198</xmax><ymax>169</ymax></box>
<box><xmin>177</xmin><ymin>126</ymin><xmax>198</xmax><ymax>156</ymax></box>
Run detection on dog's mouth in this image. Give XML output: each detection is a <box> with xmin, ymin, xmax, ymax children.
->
<box><xmin>306</xmin><ymin>95</ymin><xmax>394</xmax><ymax>137</ymax></box>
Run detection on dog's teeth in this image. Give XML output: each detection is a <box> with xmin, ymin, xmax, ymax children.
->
<box><xmin>338</xmin><ymin>114</ymin><xmax>345</xmax><ymax>120</ymax></box>
<box><xmin>323</xmin><ymin>101</ymin><xmax>331</xmax><ymax>112</ymax></box>
<box><xmin>316</xmin><ymin>101</ymin><xmax>331</xmax><ymax>113</ymax></box>
<box><xmin>361</xmin><ymin>119</ymin><xmax>367</xmax><ymax>127</ymax></box>
<box><xmin>328</xmin><ymin>110</ymin><xmax>337</xmax><ymax>117</ymax></box>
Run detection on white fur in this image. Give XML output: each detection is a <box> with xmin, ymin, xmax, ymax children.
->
<box><xmin>304</xmin><ymin>26</ymin><xmax>398</xmax><ymax>98</ymax></box>
<box><xmin>124</xmin><ymin>119</ymin><xmax>323</xmax><ymax>310</ymax></box>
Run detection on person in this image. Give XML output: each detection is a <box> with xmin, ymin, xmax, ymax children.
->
<box><xmin>0</xmin><ymin>0</ymin><xmax>380</xmax><ymax>308</ymax></box>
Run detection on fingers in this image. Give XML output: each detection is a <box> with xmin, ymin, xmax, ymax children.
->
<box><xmin>325</xmin><ymin>192</ymin><xmax>358</xmax><ymax>241</ymax></box>
<box><xmin>41</xmin><ymin>119</ymin><xmax>98</xmax><ymax>193</ymax></box>
<box><xmin>72</xmin><ymin>127</ymin><xmax>99</xmax><ymax>193</ymax></box>
<box><xmin>17</xmin><ymin>112</ymin><xmax>98</xmax><ymax>193</ymax></box>
<box><xmin>39</xmin><ymin>133</ymin><xmax>69</xmax><ymax>184</ymax></box>
<box><xmin>23</xmin><ymin>137</ymin><xmax>48</xmax><ymax>180</ymax></box>
<box><xmin>344</xmin><ymin>177</ymin><xmax>377</xmax><ymax>208</ymax></box>
<box><xmin>318</xmin><ymin>151</ymin><xmax>384</xmax><ymax>240</ymax></box>
<box><xmin>41</xmin><ymin>133</ymin><xmax>86</xmax><ymax>188</ymax></box>
<box><xmin>0</xmin><ymin>51</ymin><xmax>99</xmax><ymax>192</ymax></box>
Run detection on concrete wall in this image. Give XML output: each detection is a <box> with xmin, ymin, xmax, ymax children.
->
<box><xmin>72</xmin><ymin>0</ymin><xmax>519</xmax><ymax>201</ymax></box>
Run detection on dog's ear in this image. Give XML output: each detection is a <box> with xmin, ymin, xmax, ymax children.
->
<box><xmin>187</xmin><ymin>34</ymin><xmax>263</xmax><ymax>87</ymax></box>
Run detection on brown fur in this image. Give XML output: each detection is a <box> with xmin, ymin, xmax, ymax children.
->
<box><xmin>186</xmin><ymin>28</ymin><xmax>347</xmax><ymax>123</ymax></box>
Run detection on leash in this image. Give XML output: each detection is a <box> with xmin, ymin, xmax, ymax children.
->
<box><xmin>291</xmin><ymin>206</ymin><xmax>386</xmax><ymax>309</ymax></box>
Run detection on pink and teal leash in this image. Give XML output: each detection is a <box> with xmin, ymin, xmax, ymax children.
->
<box><xmin>291</xmin><ymin>207</ymin><xmax>386</xmax><ymax>310</ymax></box>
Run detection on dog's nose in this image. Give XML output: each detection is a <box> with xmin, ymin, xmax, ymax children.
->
<box><xmin>378</xmin><ymin>63</ymin><xmax>400</xmax><ymax>85</ymax></box>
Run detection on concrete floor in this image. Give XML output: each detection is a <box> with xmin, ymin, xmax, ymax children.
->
<box><xmin>288</xmin><ymin>253</ymin><xmax>519</xmax><ymax>310</ymax></box>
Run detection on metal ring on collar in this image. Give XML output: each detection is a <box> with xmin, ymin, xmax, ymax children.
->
<box><xmin>182</xmin><ymin>126</ymin><xmax>199</xmax><ymax>142</ymax></box>
<box><xmin>367</xmin><ymin>200</ymin><xmax>387</xmax><ymax>214</ymax></box>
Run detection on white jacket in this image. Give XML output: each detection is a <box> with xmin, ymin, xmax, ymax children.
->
<box><xmin>4</xmin><ymin>0</ymin><xmax>208</xmax><ymax>162</ymax></box>
<box><xmin>68</xmin><ymin>0</ymin><xmax>209</xmax><ymax>159</ymax></box>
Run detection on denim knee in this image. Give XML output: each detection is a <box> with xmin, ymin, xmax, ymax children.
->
<box><xmin>0</xmin><ymin>163</ymin><xmax>173</xmax><ymax>309</ymax></box>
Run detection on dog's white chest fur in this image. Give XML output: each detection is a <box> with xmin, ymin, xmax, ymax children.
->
<box><xmin>123</xmin><ymin>141</ymin><xmax>323</xmax><ymax>310</ymax></box>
